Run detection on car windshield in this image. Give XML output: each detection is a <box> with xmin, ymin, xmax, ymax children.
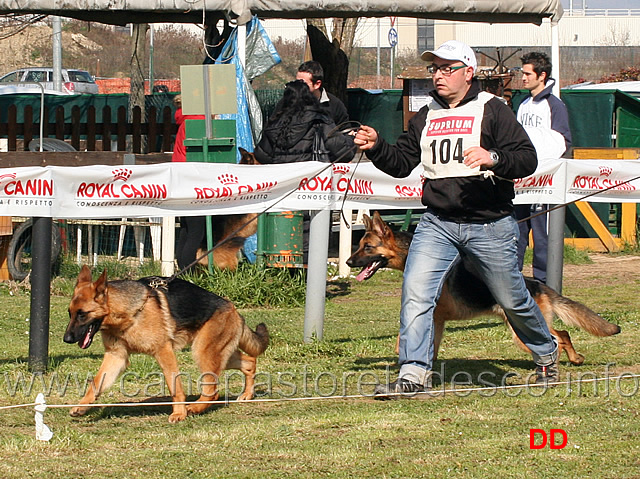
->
<box><xmin>0</xmin><ymin>72</ymin><xmax>20</xmax><ymax>83</ymax></box>
<box><xmin>68</xmin><ymin>71</ymin><xmax>94</xmax><ymax>83</ymax></box>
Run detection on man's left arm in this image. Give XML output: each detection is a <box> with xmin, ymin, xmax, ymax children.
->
<box><xmin>549</xmin><ymin>95</ymin><xmax>573</xmax><ymax>157</ymax></box>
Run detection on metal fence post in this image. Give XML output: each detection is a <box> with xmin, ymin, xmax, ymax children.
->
<box><xmin>28</xmin><ymin>217</ymin><xmax>52</xmax><ymax>373</ymax></box>
<box><xmin>304</xmin><ymin>209</ymin><xmax>330</xmax><ymax>342</ymax></box>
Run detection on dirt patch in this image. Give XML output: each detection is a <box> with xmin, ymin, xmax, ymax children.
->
<box><xmin>523</xmin><ymin>253</ymin><xmax>640</xmax><ymax>288</ymax></box>
<box><xmin>0</xmin><ymin>25</ymin><xmax>100</xmax><ymax>74</ymax></box>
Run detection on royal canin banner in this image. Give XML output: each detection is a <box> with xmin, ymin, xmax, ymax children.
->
<box><xmin>0</xmin><ymin>159</ymin><xmax>639</xmax><ymax>218</ymax></box>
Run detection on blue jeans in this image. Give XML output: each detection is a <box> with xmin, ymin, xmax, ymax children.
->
<box><xmin>514</xmin><ymin>204</ymin><xmax>548</xmax><ymax>283</ymax></box>
<box><xmin>398</xmin><ymin>210</ymin><xmax>557</xmax><ymax>385</ymax></box>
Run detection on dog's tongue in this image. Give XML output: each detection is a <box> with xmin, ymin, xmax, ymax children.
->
<box><xmin>79</xmin><ymin>325</ymin><xmax>94</xmax><ymax>349</ymax></box>
<box><xmin>355</xmin><ymin>268</ymin><xmax>369</xmax><ymax>282</ymax></box>
<box><xmin>355</xmin><ymin>263</ymin><xmax>377</xmax><ymax>282</ymax></box>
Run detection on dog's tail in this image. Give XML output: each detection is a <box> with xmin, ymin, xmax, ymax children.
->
<box><xmin>239</xmin><ymin>322</ymin><xmax>269</xmax><ymax>357</ymax></box>
<box><xmin>540</xmin><ymin>283</ymin><xmax>621</xmax><ymax>336</ymax></box>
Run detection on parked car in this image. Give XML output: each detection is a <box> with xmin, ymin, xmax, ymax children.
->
<box><xmin>0</xmin><ymin>67</ymin><xmax>99</xmax><ymax>95</ymax></box>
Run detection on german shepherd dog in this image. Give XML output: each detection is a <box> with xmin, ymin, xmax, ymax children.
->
<box><xmin>346</xmin><ymin>211</ymin><xmax>620</xmax><ymax>364</ymax></box>
<box><xmin>64</xmin><ymin>265</ymin><xmax>269</xmax><ymax>423</ymax></box>
<box><xmin>195</xmin><ymin>148</ymin><xmax>260</xmax><ymax>270</ymax></box>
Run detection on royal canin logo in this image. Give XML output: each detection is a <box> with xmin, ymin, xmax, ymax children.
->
<box><xmin>77</xmin><ymin>169</ymin><xmax>167</xmax><ymax>200</ymax></box>
<box><xmin>427</xmin><ymin>116</ymin><xmax>474</xmax><ymax>136</ymax></box>
<box><xmin>395</xmin><ymin>184</ymin><xmax>422</xmax><ymax>197</ymax></box>
<box><xmin>194</xmin><ymin>177</ymin><xmax>278</xmax><ymax>199</ymax></box>
<box><xmin>572</xmin><ymin>173</ymin><xmax>636</xmax><ymax>192</ymax></box>
<box><xmin>0</xmin><ymin>172</ymin><xmax>53</xmax><ymax>197</ymax></box>
<box><xmin>599</xmin><ymin>166</ymin><xmax>612</xmax><ymax>177</ymax></box>
<box><xmin>514</xmin><ymin>174</ymin><xmax>554</xmax><ymax>189</ymax></box>
<box><xmin>298</xmin><ymin>174</ymin><xmax>373</xmax><ymax>195</ymax></box>
<box><xmin>218</xmin><ymin>174</ymin><xmax>239</xmax><ymax>185</ymax></box>
<box><xmin>112</xmin><ymin>168</ymin><xmax>132</xmax><ymax>182</ymax></box>
<box><xmin>332</xmin><ymin>164</ymin><xmax>350</xmax><ymax>175</ymax></box>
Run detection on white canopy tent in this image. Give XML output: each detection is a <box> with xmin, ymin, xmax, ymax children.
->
<box><xmin>0</xmin><ymin>1</ymin><xmax>563</xmax><ymax>25</ymax></box>
<box><xmin>0</xmin><ymin>0</ymin><xmax>565</xmax><ymax>87</ymax></box>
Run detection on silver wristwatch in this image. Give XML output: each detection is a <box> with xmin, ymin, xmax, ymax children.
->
<box><xmin>489</xmin><ymin>150</ymin><xmax>499</xmax><ymax>168</ymax></box>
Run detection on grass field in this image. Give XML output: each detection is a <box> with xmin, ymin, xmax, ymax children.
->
<box><xmin>0</xmin><ymin>257</ymin><xmax>639</xmax><ymax>479</ymax></box>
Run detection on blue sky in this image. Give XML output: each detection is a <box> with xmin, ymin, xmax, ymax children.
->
<box><xmin>562</xmin><ymin>0</ymin><xmax>640</xmax><ymax>9</ymax></box>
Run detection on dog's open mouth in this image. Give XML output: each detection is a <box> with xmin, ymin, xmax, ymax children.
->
<box><xmin>65</xmin><ymin>319</ymin><xmax>103</xmax><ymax>349</ymax></box>
<box><xmin>355</xmin><ymin>261</ymin><xmax>384</xmax><ymax>281</ymax></box>
<box><xmin>79</xmin><ymin>323</ymin><xmax>98</xmax><ymax>349</ymax></box>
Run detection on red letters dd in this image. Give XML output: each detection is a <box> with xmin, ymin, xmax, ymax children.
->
<box><xmin>529</xmin><ymin>429</ymin><xmax>567</xmax><ymax>449</ymax></box>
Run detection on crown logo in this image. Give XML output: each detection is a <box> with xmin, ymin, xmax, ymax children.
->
<box><xmin>218</xmin><ymin>173</ymin><xmax>239</xmax><ymax>185</ymax></box>
<box><xmin>112</xmin><ymin>168</ymin><xmax>132</xmax><ymax>182</ymax></box>
<box><xmin>332</xmin><ymin>164</ymin><xmax>350</xmax><ymax>175</ymax></box>
<box><xmin>599</xmin><ymin>166</ymin><xmax>612</xmax><ymax>177</ymax></box>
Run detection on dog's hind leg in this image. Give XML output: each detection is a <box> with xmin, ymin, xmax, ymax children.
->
<box><xmin>188</xmin><ymin>319</ymin><xmax>239</xmax><ymax>416</ymax></box>
<box><xmin>226</xmin><ymin>350</ymin><xmax>257</xmax><ymax>401</ymax></box>
<box><xmin>536</xmin><ymin>299</ymin><xmax>585</xmax><ymax>365</ymax></box>
<box><xmin>549</xmin><ymin>329</ymin><xmax>584</xmax><ymax>365</ymax></box>
<box><xmin>432</xmin><ymin>316</ymin><xmax>446</xmax><ymax>362</ymax></box>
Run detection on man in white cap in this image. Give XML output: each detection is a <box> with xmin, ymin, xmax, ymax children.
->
<box><xmin>354</xmin><ymin>40</ymin><xmax>559</xmax><ymax>397</ymax></box>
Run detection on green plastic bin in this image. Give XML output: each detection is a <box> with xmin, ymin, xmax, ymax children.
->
<box><xmin>259</xmin><ymin>211</ymin><xmax>304</xmax><ymax>268</ymax></box>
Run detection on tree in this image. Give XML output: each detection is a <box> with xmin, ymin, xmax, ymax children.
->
<box><xmin>129</xmin><ymin>23</ymin><xmax>147</xmax><ymax>151</ymax></box>
<box><xmin>305</xmin><ymin>18</ymin><xmax>358</xmax><ymax>103</ymax></box>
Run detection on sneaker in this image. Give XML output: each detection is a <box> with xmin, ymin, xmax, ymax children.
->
<box><xmin>535</xmin><ymin>363</ymin><xmax>559</xmax><ymax>386</ymax></box>
<box><xmin>374</xmin><ymin>378</ymin><xmax>427</xmax><ymax>400</ymax></box>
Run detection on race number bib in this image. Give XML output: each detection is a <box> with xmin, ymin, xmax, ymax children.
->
<box><xmin>420</xmin><ymin>92</ymin><xmax>493</xmax><ymax>179</ymax></box>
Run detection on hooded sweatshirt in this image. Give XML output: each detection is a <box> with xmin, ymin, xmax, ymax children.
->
<box><xmin>365</xmin><ymin>79</ymin><xmax>537</xmax><ymax>222</ymax></box>
<box><xmin>517</xmin><ymin>78</ymin><xmax>572</xmax><ymax>160</ymax></box>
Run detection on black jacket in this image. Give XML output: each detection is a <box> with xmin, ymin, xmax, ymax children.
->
<box><xmin>255</xmin><ymin>105</ymin><xmax>355</xmax><ymax>164</ymax></box>
<box><xmin>366</xmin><ymin>80</ymin><xmax>537</xmax><ymax>222</ymax></box>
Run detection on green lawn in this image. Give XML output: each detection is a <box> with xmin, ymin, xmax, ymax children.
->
<box><xmin>0</xmin><ymin>261</ymin><xmax>639</xmax><ymax>478</ymax></box>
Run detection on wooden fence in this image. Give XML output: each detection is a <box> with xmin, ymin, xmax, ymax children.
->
<box><xmin>0</xmin><ymin>104</ymin><xmax>176</xmax><ymax>153</ymax></box>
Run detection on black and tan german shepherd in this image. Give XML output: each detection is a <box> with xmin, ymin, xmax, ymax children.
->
<box><xmin>346</xmin><ymin>211</ymin><xmax>620</xmax><ymax>364</ymax></box>
<box><xmin>64</xmin><ymin>265</ymin><xmax>269</xmax><ymax>423</ymax></box>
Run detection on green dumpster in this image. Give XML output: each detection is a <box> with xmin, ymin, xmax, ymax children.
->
<box><xmin>259</xmin><ymin>211</ymin><xmax>304</xmax><ymax>268</ymax></box>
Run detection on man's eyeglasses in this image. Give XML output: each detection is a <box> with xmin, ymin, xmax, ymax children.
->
<box><xmin>427</xmin><ymin>64</ymin><xmax>467</xmax><ymax>76</ymax></box>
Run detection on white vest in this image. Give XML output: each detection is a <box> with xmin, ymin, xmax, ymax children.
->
<box><xmin>420</xmin><ymin>92</ymin><xmax>493</xmax><ymax>179</ymax></box>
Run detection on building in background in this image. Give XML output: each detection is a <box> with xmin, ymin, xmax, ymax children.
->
<box><xmin>260</xmin><ymin>8</ymin><xmax>640</xmax><ymax>88</ymax></box>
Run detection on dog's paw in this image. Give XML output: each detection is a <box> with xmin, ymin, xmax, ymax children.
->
<box><xmin>70</xmin><ymin>406</ymin><xmax>89</xmax><ymax>417</ymax></box>
<box><xmin>168</xmin><ymin>410</ymin><xmax>187</xmax><ymax>423</ymax></box>
<box><xmin>236</xmin><ymin>392</ymin><xmax>254</xmax><ymax>401</ymax></box>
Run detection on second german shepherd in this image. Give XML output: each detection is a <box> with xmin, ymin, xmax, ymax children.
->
<box><xmin>64</xmin><ymin>265</ymin><xmax>269</xmax><ymax>423</ymax></box>
<box><xmin>346</xmin><ymin>211</ymin><xmax>621</xmax><ymax>364</ymax></box>
<box><xmin>195</xmin><ymin>148</ymin><xmax>260</xmax><ymax>270</ymax></box>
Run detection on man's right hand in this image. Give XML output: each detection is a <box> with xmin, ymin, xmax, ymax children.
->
<box><xmin>354</xmin><ymin>126</ymin><xmax>378</xmax><ymax>151</ymax></box>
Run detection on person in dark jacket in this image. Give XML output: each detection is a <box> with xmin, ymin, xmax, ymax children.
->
<box><xmin>254</xmin><ymin>79</ymin><xmax>355</xmax><ymax>164</ymax></box>
<box><xmin>355</xmin><ymin>40</ymin><xmax>559</xmax><ymax>398</ymax></box>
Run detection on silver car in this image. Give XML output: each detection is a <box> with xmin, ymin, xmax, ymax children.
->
<box><xmin>0</xmin><ymin>67</ymin><xmax>99</xmax><ymax>95</ymax></box>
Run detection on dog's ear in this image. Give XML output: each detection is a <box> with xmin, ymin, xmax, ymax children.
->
<box><xmin>77</xmin><ymin>264</ymin><xmax>92</xmax><ymax>285</ymax></box>
<box><xmin>371</xmin><ymin>211</ymin><xmax>388</xmax><ymax>237</ymax></box>
<box><xmin>94</xmin><ymin>269</ymin><xmax>108</xmax><ymax>301</ymax></box>
<box><xmin>238</xmin><ymin>147</ymin><xmax>260</xmax><ymax>165</ymax></box>
<box><xmin>362</xmin><ymin>214</ymin><xmax>372</xmax><ymax>231</ymax></box>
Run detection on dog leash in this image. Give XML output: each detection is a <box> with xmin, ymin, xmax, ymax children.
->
<box><xmin>516</xmin><ymin>173</ymin><xmax>640</xmax><ymax>224</ymax></box>
<box><xmin>166</xmin><ymin>123</ymin><xmax>362</xmax><ymax>282</ymax></box>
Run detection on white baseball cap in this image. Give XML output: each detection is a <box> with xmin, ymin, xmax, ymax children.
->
<box><xmin>421</xmin><ymin>40</ymin><xmax>477</xmax><ymax>72</ymax></box>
